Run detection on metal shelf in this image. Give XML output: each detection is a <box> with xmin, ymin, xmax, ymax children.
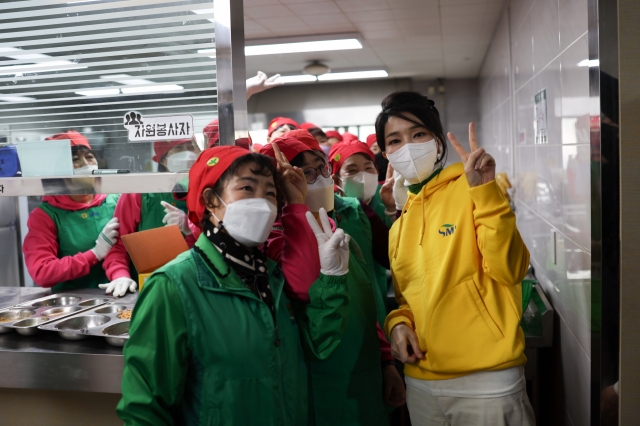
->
<box><xmin>0</xmin><ymin>173</ymin><xmax>188</xmax><ymax>197</ymax></box>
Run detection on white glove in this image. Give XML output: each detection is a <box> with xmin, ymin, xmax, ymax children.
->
<box><xmin>92</xmin><ymin>217</ymin><xmax>119</xmax><ymax>261</ymax></box>
<box><xmin>392</xmin><ymin>171</ymin><xmax>409</xmax><ymax>211</ymax></box>
<box><xmin>246</xmin><ymin>71</ymin><xmax>283</xmax><ymax>99</ymax></box>
<box><xmin>99</xmin><ymin>277</ymin><xmax>137</xmax><ymax>297</ymax></box>
<box><xmin>160</xmin><ymin>201</ymin><xmax>191</xmax><ymax>235</ymax></box>
<box><xmin>305</xmin><ymin>208</ymin><xmax>350</xmax><ymax>276</ymax></box>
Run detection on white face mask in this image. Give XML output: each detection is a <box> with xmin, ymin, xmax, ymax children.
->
<box><xmin>342</xmin><ymin>171</ymin><xmax>379</xmax><ymax>201</ymax></box>
<box><xmin>386</xmin><ymin>139</ymin><xmax>439</xmax><ymax>184</ymax></box>
<box><xmin>167</xmin><ymin>151</ymin><xmax>198</xmax><ymax>172</ymax></box>
<box><xmin>74</xmin><ymin>164</ymin><xmax>98</xmax><ymax>175</ymax></box>
<box><xmin>213</xmin><ymin>196</ymin><xmax>277</xmax><ymax>247</ymax></box>
<box><xmin>305</xmin><ymin>175</ymin><xmax>335</xmax><ymax>213</ymax></box>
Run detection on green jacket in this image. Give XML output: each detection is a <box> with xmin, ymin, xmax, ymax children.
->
<box><xmin>139</xmin><ymin>192</ymin><xmax>187</xmax><ymax>232</ymax></box>
<box><xmin>333</xmin><ymin>195</ymin><xmax>387</xmax><ymax>329</ymax></box>
<box><xmin>305</xmin><ymin>195</ymin><xmax>387</xmax><ymax>426</ymax></box>
<box><xmin>369</xmin><ymin>185</ymin><xmax>394</xmax><ymax>228</ymax></box>
<box><xmin>117</xmin><ymin>234</ymin><xmax>349</xmax><ymax>426</ymax></box>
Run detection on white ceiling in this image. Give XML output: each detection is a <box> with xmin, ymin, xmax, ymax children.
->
<box><xmin>243</xmin><ymin>0</ymin><xmax>505</xmax><ymax>80</ymax></box>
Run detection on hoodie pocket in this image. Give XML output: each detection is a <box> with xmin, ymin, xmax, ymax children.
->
<box><xmin>465</xmin><ymin>279</ymin><xmax>504</xmax><ymax>341</ymax></box>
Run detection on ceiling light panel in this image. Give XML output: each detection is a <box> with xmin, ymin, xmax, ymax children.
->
<box><xmin>245</xmin><ymin>38</ymin><xmax>362</xmax><ymax>56</ymax></box>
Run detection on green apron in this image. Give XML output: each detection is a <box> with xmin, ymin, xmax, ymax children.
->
<box><xmin>39</xmin><ymin>194</ymin><xmax>119</xmax><ymax>293</ymax></box>
<box><xmin>333</xmin><ymin>195</ymin><xmax>388</xmax><ymax>329</ymax></box>
<box><xmin>139</xmin><ymin>192</ymin><xmax>187</xmax><ymax>232</ymax></box>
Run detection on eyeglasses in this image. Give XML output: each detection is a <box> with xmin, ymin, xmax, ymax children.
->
<box><xmin>303</xmin><ymin>162</ymin><xmax>332</xmax><ymax>184</ymax></box>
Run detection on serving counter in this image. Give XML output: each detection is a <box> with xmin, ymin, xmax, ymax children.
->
<box><xmin>0</xmin><ymin>288</ymin><xmax>133</xmax><ymax>395</ymax></box>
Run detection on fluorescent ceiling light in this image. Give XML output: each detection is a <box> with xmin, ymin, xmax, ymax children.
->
<box><xmin>245</xmin><ymin>39</ymin><xmax>362</xmax><ymax>56</ymax></box>
<box><xmin>191</xmin><ymin>9</ymin><xmax>215</xmax><ymax>23</ymax></box>
<box><xmin>277</xmin><ymin>75</ymin><xmax>317</xmax><ymax>84</ymax></box>
<box><xmin>75</xmin><ymin>88</ymin><xmax>120</xmax><ymax>97</ymax></box>
<box><xmin>100</xmin><ymin>74</ymin><xmax>155</xmax><ymax>86</ymax></box>
<box><xmin>0</xmin><ymin>95</ymin><xmax>36</xmax><ymax>102</ymax></box>
<box><xmin>318</xmin><ymin>70</ymin><xmax>388</xmax><ymax>81</ymax></box>
<box><xmin>121</xmin><ymin>84</ymin><xmax>183</xmax><ymax>94</ymax></box>
<box><xmin>0</xmin><ymin>47</ymin><xmax>86</xmax><ymax>75</ymax></box>
<box><xmin>578</xmin><ymin>59</ymin><xmax>599</xmax><ymax>67</ymax></box>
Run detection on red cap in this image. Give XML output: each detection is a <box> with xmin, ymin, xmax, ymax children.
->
<box><xmin>45</xmin><ymin>130</ymin><xmax>91</xmax><ymax>149</ymax></box>
<box><xmin>366</xmin><ymin>134</ymin><xmax>377</xmax><ymax>148</ymax></box>
<box><xmin>152</xmin><ymin>139</ymin><xmax>191</xmax><ymax>163</ymax></box>
<box><xmin>187</xmin><ymin>146</ymin><xmax>254</xmax><ymax>226</ymax></box>
<box><xmin>286</xmin><ymin>129</ymin><xmax>322</xmax><ymax>153</ymax></box>
<box><xmin>341</xmin><ymin>132</ymin><xmax>359</xmax><ymax>143</ymax></box>
<box><xmin>325</xmin><ymin>130</ymin><xmax>343</xmax><ymax>141</ymax></box>
<box><xmin>268</xmin><ymin>117</ymin><xmax>299</xmax><ymax>136</ymax></box>
<box><xmin>203</xmin><ymin>119</ymin><xmax>219</xmax><ymax>148</ymax></box>
<box><xmin>260</xmin><ymin>135</ymin><xmax>312</xmax><ymax>162</ymax></box>
<box><xmin>300</xmin><ymin>122</ymin><xmax>320</xmax><ymax>130</ymax></box>
<box><xmin>253</xmin><ymin>143</ymin><xmax>264</xmax><ymax>152</ymax></box>
<box><xmin>329</xmin><ymin>140</ymin><xmax>375</xmax><ymax>173</ymax></box>
<box><xmin>235</xmin><ymin>136</ymin><xmax>252</xmax><ymax>151</ymax></box>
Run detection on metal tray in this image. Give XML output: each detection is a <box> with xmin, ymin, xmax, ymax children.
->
<box><xmin>0</xmin><ymin>293</ymin><xmax>112</xmax><ymax>336</ymax></box>
<box><xmin>38</xmin><ymin>302</ymin><xmax>132</xmax><ymax>346</ymax></box>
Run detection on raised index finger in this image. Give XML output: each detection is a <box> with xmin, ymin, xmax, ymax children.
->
<box><xmin>272</xmin><ymin>142</ymin><xmax>290</xmax><ymax>165</ymax></box>
<box><xmin>447</xmin><ymin>131</ymin><xmax>469</xmax><ymax>162</ymax></box>
<box><xmin>468</xmin><ymin>122</ymin><xmax>478</xmax><ymax>152</ymax></box>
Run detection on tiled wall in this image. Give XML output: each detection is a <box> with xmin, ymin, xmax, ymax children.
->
<box><xmin>479</xmin><ymin>0</ymin><xmax>590</xmax><ymax>425</ymax></box>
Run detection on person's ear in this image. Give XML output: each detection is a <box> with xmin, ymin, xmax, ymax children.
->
<box><xmin>332</xmin><ymin>174</ymin><xmax>341</xmax><ymax>187</ymax></box>
<box><xmin>202</xmin><ymin>188</ymin><xmax>220</xmax><ymax>211</ymax></box>
<box><xmin>382</xmin><ymin>151</ymin><xmax>387</xmax><ymax>159</ymax></box>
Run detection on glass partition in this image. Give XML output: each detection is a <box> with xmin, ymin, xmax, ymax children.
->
<box><xmin>0</xmin><ymin>0</ymin><xmax>217</xmax><ymax>195</ymax></box>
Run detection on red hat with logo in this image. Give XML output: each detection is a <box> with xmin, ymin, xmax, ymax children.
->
<box><xmin>365</xmin><ymin>134</ymin><xmax>377</xmax><ymax>148</ymax></box>
<box><xmin>152</xmin><ymin>139</ymin><xmax>191</xmax><ymax>163</ymax></box>
<box><xmin>300</xmin><ymin>122</ymin><xmax>320</xmax><ymax>130</ymax></box>
<box><xmin>286</xmin><ymin>129</ymin><xmax>322</xmax><ymax>153</ymax></box>
<box><xmin>187</xmin><ymin>146</ymin><xmax>254</xmax><ymax>225</ymax></box>
<box><xmin>235</xmin><ymin>136</ymin><xmax>252</xmax><ymax>151</ymax></box>
<box><xmin>325</xmin><ymin>130</ymin><xmax>343</xmax><ymax>141</ymax></box>
<box><xmin>268</xmin><ymin>117</ymin><xmax>299</xmax><ymax>136</ymax></box>
<box><xmin>203</xmin><ymin>119</ymin><xmax>219</xmax><ymax>148</ymax></box>
<box><xmin>341</xmin><ymin>132</ymin><xmax>359</xmax><ymax>143</ymax></box>
<box><xmin>329</xmin><ymin>140</ymin><xmax>375</xmax><ymax>173</ymax></box>
<box><xmin>259</xmin><ymin>135</ymin><xmax>311</xmax><ymax>162</ymax></box>
<box><xmin>46</xmin><ymin>130</ymin><xmax>91</xmax><ymax>149</ymax></box>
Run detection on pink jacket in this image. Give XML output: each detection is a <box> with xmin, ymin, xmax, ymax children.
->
<box><xmin>266</xmin><ymin>204</ymin><xmax>393</xmax><ymax>363</ymax></box>
<box><xmin>23</xmin><ymin>195</ymin><xmax>105</xmax><ymax>288</ymax></box>
<box><xmin>103</xmin><ymin>193</ymin><xmax>196</xmax><ymax>281</ymax></box>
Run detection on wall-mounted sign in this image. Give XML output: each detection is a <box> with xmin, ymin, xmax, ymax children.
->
<box><xmin>124</xmin><ymin>111</ymin><xmax>193</xmax><ymax>142</ymax></box>
<box><xmin>534</xmin><ymin>89</ymin><xmax>548</xmax><ymax>144</ymax></box>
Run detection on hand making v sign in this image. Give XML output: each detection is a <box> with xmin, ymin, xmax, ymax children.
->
<box><xmin>272</xmin><ymin>142</ymin><xmax>307</xmax><ymax>205</ymax></box>
<box><xmin>447</xmin><ymin>122</ymin><xmax>496</xmax><ymax>188</ymax></box>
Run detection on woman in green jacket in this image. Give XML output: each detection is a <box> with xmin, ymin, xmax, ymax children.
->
<box><xmin>117</xmin><ymin>146</ymin><xmax>351</xmax><ymax>426</ymax></box>
<box><xmin>262</xmin><ymin>135</ymin><xmax>404</xmax><ymax>426</ymax></box>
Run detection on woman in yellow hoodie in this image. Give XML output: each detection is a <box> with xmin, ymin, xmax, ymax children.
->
<box><xmin>376</xmin><ymin>91</ymin><xmax>534</xmax><ymax>425</ymax></box>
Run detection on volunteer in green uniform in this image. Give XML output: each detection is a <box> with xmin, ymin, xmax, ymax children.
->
<box><xmin>263</xmin><ymin>135</ymin><xmax>400</xmax><ymax>425</ymax></box>
<box><xmin>23</xmin><ymin>131</ymin><xmax>120</xmax><ymax>292</ymax></box>
<box><xmin>117</xmin><ymin>146</ymin><xmax>352</xmax><ymax>426</ymax></box>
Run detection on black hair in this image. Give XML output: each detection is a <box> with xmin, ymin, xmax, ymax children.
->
<box><xmin>71</xmin><ymin>145</ymin><xmax>94</xmax><ymax>156</ymax></box>
<box><xmin>290</xmin><ymin>150</ymin><xmax>326</xmax><ymax>169</ymax></box>
<box><xmin>375</xmin><ymin>91</ymin><xmax>447</xmax><ymax>164</ymax></box>
<box><xmin>308</xmin><ymin>127</ymin><xmax>327</xmax><ymax>140</ymax></box>
<box><xmin>375</xmin><ymin>151</ymin><xmax>389</xmax><ymax>182</ymax></box>
<box><xmin>201</xmin><ymin>153</ymin><xmax>283</xmax><ymax>227</ymax></box>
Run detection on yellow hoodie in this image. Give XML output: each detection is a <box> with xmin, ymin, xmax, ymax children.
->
<box><xmin>384</xmin><ymin>163</ymin><xmax>529</xmax><ymax>381</ymax></box>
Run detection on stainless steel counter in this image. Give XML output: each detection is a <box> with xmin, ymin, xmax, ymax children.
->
<box><xmin>0</xmin><ymin>288</ymin><xmax>135</xmax><ymax>394</ymax></box>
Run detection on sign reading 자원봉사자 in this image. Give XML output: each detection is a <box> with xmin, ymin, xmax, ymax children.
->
<box><xmin>123</xmin><ymin>111</ymin><xmax>194</xmax><ymax>142</ymax></box>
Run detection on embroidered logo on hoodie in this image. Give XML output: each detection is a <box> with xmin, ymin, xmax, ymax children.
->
<box><xmin>438</xmin><ymin>224</ymin><xmax>456</xmax><ymax>237</ymax></box>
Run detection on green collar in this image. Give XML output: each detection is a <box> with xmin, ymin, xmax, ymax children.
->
<box><xmin>408</xmin><ymin>168</ymin><xmax>443</xmax><ymax>194</ymax></box>
<box><xmin>193</xmin><ymin>234</ymin><xmax>282</xmax><ymax>299</ymax></box>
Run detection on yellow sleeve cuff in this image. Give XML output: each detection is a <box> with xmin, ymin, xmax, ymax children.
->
<box><xmin>467</xmin><ymin>179</ymin><xmax>506</xmax><ymax>211</ymax></box>
<box><xmin>384</xmin><ymin>312</ymin><xmax>414</xmax><ymax>337</ymax></box>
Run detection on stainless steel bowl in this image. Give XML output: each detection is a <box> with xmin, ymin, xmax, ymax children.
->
<box><xmin>13</xmin><ymin>317</ymin><xmax>49</xmax><ymax>336</ymax></box>
<box><xmin>0</xmin><ymin>309</ymin><xmax>36</xmax><ymax>333</ymax></box>
<box><xmin>55</xmin><ymin>315</ymin><xmax>111</xmax><ymax>330</ymax></box>
<box><xmin>94</xmin><ymin>305</ymin><xmax>128</xmax><ymax>314</ymax></box>
<box><xmin>31</xmin><ymin>296</ymin><xmax>81</xmax><ymax>307</ymax></box>
<box><xmin>102</xmin><ymin>322</ymin><xmax>130</xmax><ymax>347</ymax></box>
<box><xmin>78</xmin><ymin>298</ymin><xmax>111</xmax><ymax>307</ymax></box>
<box><xmin>40</xmin><ymin>306</ymin><xmax>83</xmax><ymax>317</ymax></box>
